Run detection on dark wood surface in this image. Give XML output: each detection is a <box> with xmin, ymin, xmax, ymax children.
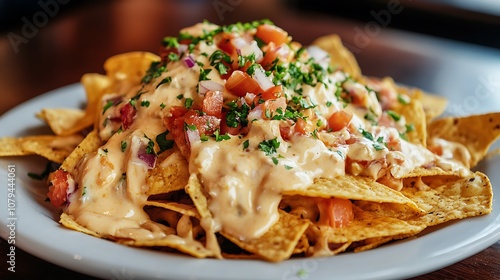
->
<box><xmin>1</xmin><ymin>1</ymin><xmax>498</xmax><ymax>279</ymax></box>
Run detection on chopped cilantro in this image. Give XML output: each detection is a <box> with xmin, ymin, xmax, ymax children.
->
<box><xmin>360</xmin><ymin>128</ymin><xmax>374</xmax><ymax>141</ymax></box>
<box><xmin>142</xmin><ymin>61</ymin><xmax>166</xmax><ymax>84</ymax></box>
<box><xmin>209</xmin><ymin>50</ymin><xmax>231</xmax><ymax>75</ymax></box>
<box><xmin>397</xmin><ymin>94</ymin><xmax>410</xmax><ymax>105</ymax></box>
<box><xmin>145</xmin><ymin>137</ymin><xmax>155</xmax><ymax>154</ymax></box>
<box><xmin>271</xmin><ymin>157</ymin><xmax>279</xmax><ymax>165</ymax></box>
<box><xmin>140</xmin><ymin>100</ymin><xmax>150</xmax><ymax>107</ymax></box>
<box><xmin>185</xmin><ymin>98</ymin><xmax>194</xmax><ymax>109</ymax></box>
<box><xmin>258</xmin><ymin>138</ymin><xmax>280</xmax><ymax>156</ymax></box>
<box><xmin>160</xmin><ymin>103</ymin><xmax>166</xmax><ymax>109</ymax></box>
<box><xmin>386</xmin><ymin>110</ymin><xmax>401</xmax><ymax>121</ymax></box>
<box><xmin>168</xmin><ymin>52</ymin><xmax>179</xmax><ymax>61</ymax></box>
<box><xmin>27</xmin><ymin>162</ymin><xmax>56</xmax><ymax>180</ymax></box>
<box><xmin>242</xmin><ymin>139</ymin><xmax>249</xmax><ymax>150</ymax></box>
<box><xmin>406</xmin><ymin>123</ymin><xmax>415</xmax><ymax>133</ymax></box>
<box><xmin>156</xmin><ymin>131</ymin><xmax>174</xmax><ymax>153</ymax></box>
<box><xmin>176</xmin><ymin>94</ymin><xmax>184</xmax><ymax>100</ymax></box>
<box><xmin>120</xmin><ymin>140</ymin><xmax>127</xmax><ymax>152</ymax></box>
<box><xmin>102</xmin><ymin>100</ymin><xmax>114</xmax><ymax>115</ymax></box>
<box><xmin>200</xmin><ymin>134</ymin><xmax>209</xmax><ymax>142</ymax></box>
<box><xmin>225</xmin><ymin>101</ymin><xmax>249</xmax><ymax>128</ymax></box>
<box><xmin>214</xmin><ymin>129</ymin><xmax>230</xmax><ymax>142</ymax></box>
<box><xmin>284</xmin><ymin>165</ymin><xmax>293</xmax><ymax>170</ymax></box>
<box><xmin>199</xmin><ymin>68</ymin><xmax>212</xmax><ymax>81</ymax></box>
<box><xmin>156</xmin><ymin>76</ymin><xmax>172</xmax><ymax>88</ymax></box>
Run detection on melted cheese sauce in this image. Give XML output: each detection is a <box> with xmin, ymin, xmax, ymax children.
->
<box><xmin>62</xmin><ymin>22</ymin><xmax>474</xmax><ymax>248</ymax></box>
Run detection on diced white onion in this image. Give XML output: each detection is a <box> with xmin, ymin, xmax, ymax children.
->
<box><xmin>252</xmin><ymin>66</ymin><xmax>273</xmax><ymax>91</ymax></box>
<box><xmin>199</xmin><ymin>80</ymin><xmax>224</xmax><ymax>94</ymax></box>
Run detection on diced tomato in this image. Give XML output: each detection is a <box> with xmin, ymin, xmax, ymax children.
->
<box><xmin>327</xmin><ymin>110</ymin><xmax>353</xmax><ymax>132</ymax></box>
<box><xmin>225</xmin><ymin>70</ymin><xmax>263</xmax><ymax>97</ymax></box>
<box><xmin>220</xmin><ymin>112</ymin><xmax>242</xmax><ymax>136</ymax></box>
<box><xmin>261</xmin><ymin>85</ymin><xmax>283</xmax><ymax>101</ymax></box>
<box><xmin>164</xmin><ymin>107</ymin><xmax>189</xmax><ymax>156</ymax></box>
<box><xmin>202</xmin><ymin>90</ymin><xmax>223</xmax><ymax>118</ymax></box>
<box><xmin>255</xmin><ymin>24</ymin><xmax>289</xmax><ymax>46</ymax></box>
<box><xmin>183</xmin><ymin>110</ymin><xmax>221</xmax><ymax>137</ymax></box>
<box><xmin>217</xmin><ymin>33</ymin><xmax>236</xmax><ymax>55</ymax></box>
<box><xmin>316</xmin><ymin>197</ymin><xmax>354</xmax><ymax>228</ymax></box>
<box><xmin>48</xmin><ymin>169</ymin><xmax>70</xmax><ymax>207</ymax></box>
<box><xmin>279</xmin><ymin>123</ymin><xmax>293</xmax><ymax>140</ymax></box>
<box><xmin>120</xmin><ymin>103</ymin><xmax>136</xmax><ymax>130</ymax></box>
<box><xmin>293</xmin><ymin>118</ymin><xmax>308</xmax><ymax>135</ymax></box>
<box><xmin>377</xmin><ymin>175</ymin><xmax>403</xmax><ymax>191</ymax></box>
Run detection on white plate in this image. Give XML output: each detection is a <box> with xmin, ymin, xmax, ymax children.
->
<box><xmin>0</xmin><ymin>84</ymin><xmax>499</xmax><ymax>280</ymax></box>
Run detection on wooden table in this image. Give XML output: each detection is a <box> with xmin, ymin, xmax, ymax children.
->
<box><xmin>1</xmin><ymin>1</ymin><xmax>499</xmax><ymax>279</ymax></box>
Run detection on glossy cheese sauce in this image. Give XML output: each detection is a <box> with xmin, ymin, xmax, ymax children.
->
<box><xmin>62</xmin><ymin>22</ymin><xmax>473</xmax><ymax>248</ymax></box>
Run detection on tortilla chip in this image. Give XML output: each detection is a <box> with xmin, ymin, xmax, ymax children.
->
<box><xmin>37</xmin><ymin>108</ymin><xmax>85</xmax><ymax>136</ymax></box>
<box><xmin>0</xmin><ymin>137</ymin><xmax>27</xmax><ymax>157</ymax></box>
<box><xmin>312</xmin><ymin>34</ymin><xmax>361</xmax><ymax>79</ymax></box>
<box><xmin>185</xmin><ymin>173</ymin><xmax>212</xmax><ymax>219</ymax></box>
<box><xmin>144</xmin><ymin>200</ymin><xmax>199</xmax><ymax>218</ymax></box>
<box><xmin>282</xmin><ymin>176</ymin><xmax>422</xmax><ymax>213</ymax></box>
<box><xmin>392</xmin><ymin>98</ymin><xmax>427</xmax><ymax>146</ymax></box>
<box><xmin>60</xmin><ymin>130</ymin><xmax>102</xmax><ymax>173</ymax></box>
<box><xmin>393</xmin><ymin>166</ymin><xmax>459</xmax><ymax>179</ymax></box>
<box><xmin>427</xmin><ymin>113</ymin><xmax>500</xmax><ymax>167</ymax></box>
<box><xmin>146</xmin><ymin>150</ymin><xmax>190</xmax><ymax>195</ymax></box>
<box><xmin>292</xmin><ymin>233</ymin><xmax>309</xmax><ymax>255</ymax></box>
<box><xmin>60</xmin><ymin>213</ymin><xmax>102</xmax><ymax>238</ymax></box>
<box><xmin>104</xmin><ymin>52</ymin><xmax>160</xmax><ymax>86</ymax></box>
<box><xmin>353</xmin><ymin>233</ymin><xmax>416</xmax><ymax>253</ymax></box>
<box><xmin>403</xmin><ymin>172</ymin><xmax>493</xmax><ymax>227</ymax></box>
<box><xmin>0</xmin><ymin>135</ymin><xmax>83</xmax><ymax>164</ymax></box>
<box><xmin>321</xmin><ymin>206</ymin><xmax>425</xmax><ymax>244</ymax></box>
<box><xmin>221</xmin><ymin>211</ymin><xmax>309</xmax><ymax>262</ymax></box>
<box><xmin>398</xmin><ymin>86</ymin><xmax>448</xmax><ymax>122</ymax></box>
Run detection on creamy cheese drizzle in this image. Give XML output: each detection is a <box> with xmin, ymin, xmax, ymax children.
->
<box><xmin>62</xmin><ymin>22</ymin><xmax>473</xmax><ymax>248</ymax></box>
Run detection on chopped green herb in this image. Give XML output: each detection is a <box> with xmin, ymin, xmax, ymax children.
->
<box><xmin>102</xmin><ymin>100</ymin><xmax>114</xmax><ymax>115</ymax></box>
<box><xmin>120</xmin><ymin>140</ymin><xmax>127</xmax><ymax>152</ymax></box>
<box><xmin>176</xmin><ymin>94</ymin><xmax>184</xmax><ymax>99</ymax></box>
<box><xmin>140</xmin><ymin>100</ymin><xmax>150</xmax><ymax>107</ymax></box>
<box><xmin>284</xmin><ymin>165</ymin><xmax>293</xmax><ymax>170</ymax></box>
<box><xmin>214</xmin><ymin>129</ymin><xmax>230</xmax><ymax>142</ymax></box>
<box><xmin>272</xmin><ymin>157</ymin><xmax>279</xmax><ymax>165</ymax></box>
<box><xmin>160</xmin><ymin>103</ymin><xmax>166</xmax><ymax>109</ymax></box>
<box><xmin>199</xmin><ymin>68</ymin><xmax>212</xmax><ymax>81</ymax></box>
<box><xmin>185</xmin><ymin>98</ymin><xmax>194</xmax><ymax>109</ymax></box>
<box><xmin>27</xmin><ymin>162</ymin><xmax>55</xmax><ymax>180</ymax></box>
<box><xmin>258</xmin><ymin>138</ymin><xmax>280</xmax><ymax>156</ymax></box>
<box><xmin>243</xmin><ymin>139</ymin><xmax>249</xmax><ymax>150</ymax></box>
<box><xmin>156</xmin><ymin>76</ymin><xmax>172</xmax><ymax>88</ymax></box>
<box><xmin>145</xmin><ymin>138</ymin><xmax>155</xmax><ymax>154</ymax></box>
<box><xmin>397</xmin><ymin>94</ymin><xmax>410</xmax><ymax>105</ymax></box>
<box><xmin>406</xmin><ymin>123</ymin><xmax>415</xmax><ymax>133</ymax></box>
<box><xmin>142</xmin><ymin>61</ymin><xmax>166</xmax><ymax>84</ymax></box>
<box><xmin>360</xmin><ymin>128</ymin><xmax>374</xmax><ymax>141</ymax></box>
<box><xmin>386</xmin><ymin>110</ymin><xmax>401</xmax><ymax>121</ymax></box>
<box><xmin>156</xmin><ymin>130</ymin><xmax>174</xmax><ymax>153</ymax></box>
<box><xmin>168</xmin><ymin>52</ymin><xmax>179</xmax><ymax>61</ymax></box>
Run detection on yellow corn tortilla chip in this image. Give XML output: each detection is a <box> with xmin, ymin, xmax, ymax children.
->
<box><xmin>292</xmin><ymin>233</ymin><xmax>309</xmax><ymax>255</ymax></box>
<box><xmin>312</xmin><ymin>34</ymin><xmax>361</xmax><ymax>79</ymax></box>
<box><xmin>146</xmin><ymin>150</ymin><xmax>190</xmax><ymax>195</ymax></box>
<box><xmin>321</xmin><ymin>206</ymin><xmax>426</xmax><ymax>244</ymax></box>
<box><xmin>353</xmin><ymin>233</ymin><xmax>416</xmax><ymax>253</ymax></box>
<box><xmin>393</xmin><ymin>166</ymin><xmax>459</xmax><ymax>179</ymax></box>
<box><xmin>119</xmin><ymin>234</ymin><xmax>214</xmax><ymax>258</ymax></box>
<box><xmin>221</xmin><ymin>211</ymin><xmax>309</xmax><ymax>262</ymax></box>
<box><xmin>282</xmin><ymin>176</ymin><xmax>422</xmax><ymax>213</ymax></box>
<box><xmin>60</xmin><ymin>213</ymin><xmax>102</xmax><ymax>238</ymax></box>
<box><xmin>185</xmin><ymin>173</ymin><xmax>212</xmax><ymax>219</ymax></box>
<box><xmin>37</xmin><ymin>108</ymin><xmax>85</xmax><ymax>136</ymax></box>
<box><xmin>392</xmin><ymin>98</ymin><xmax>427</xmax><ymax>146</ymax></box>
<box><xmin>402</xmin><ymin>172</ymin><xmax>493</xmax><ymax>227</ymax></box>
<box><xmin>0</xmin><ymin>135</ymin><xmax>83</xmax><ymax>163</ymax></box>
<box><xmin>0</xmin><ymin>137</ymin><xmax>26</xmax><ymax>157</ymax></box>
<box><xmin>144</xmin><ymin>200</ymin><xmax>199</xmax><ymax>218</ymax></box>
<box><xmin>60</xmin><ymin>130</ymin><xmax>102</xmax><ymax>173</ymax></box>
<box><xmin>427</xmin><ymin>113</ymin><xmax>500</xmax><ymax>168</ymax></box>
<box><xmin>104</xmin><ymin>51</ymin><xmax>160</xmax><ymax>86</ymax></box>
<box><xmin>398</xmin><ymin>86</ymin><xmax>448</xmax><ymax>122</ymax></box>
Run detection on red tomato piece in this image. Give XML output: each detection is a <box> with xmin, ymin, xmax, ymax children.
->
<box><xmin>120</xmin><ymin>103</ymin><xmax>136</xmax><ymax>130</ymax></box>
<box><xmin>202</xmin><ymin>90</ymin><xmax>224</xmax><ymax>118</ymax></box>
<box><xmin>256</xmin><ymin>24</ymin><xmax>289</xmax><ymax>46</ymax></box>
<box><xmin>48</xmin><ymin>169</ymin><xmax>70</xmax><ymax>207</ymax></box>
<box><xmin>316</xmin><ymin>197</ymin><xmax>354</xmax><ymax>228</ymax></box>
<box><xmin>327</xmin><ymin>110</ymin><xmax>353</xmax><ymax>132</ymax></box>
<box><xmin>225</xmin><ymin>70</ymin><xmax>263</xmax><ymax>97</ymax></box>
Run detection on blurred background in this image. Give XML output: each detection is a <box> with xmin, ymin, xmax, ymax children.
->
<box><xmin>0</xmin><ymin>0</ymin><xmax>499</xmax><ymax>118</ymax></box>
<box><xmin>0</xmin><ymin>1</ymin><xmax>499</xmax><ymax>279</ymax></box>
